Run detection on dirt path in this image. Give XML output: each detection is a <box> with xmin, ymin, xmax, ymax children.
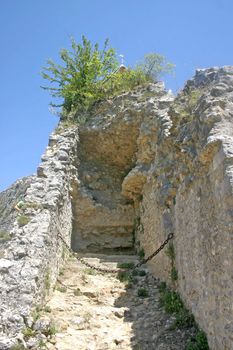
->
<box><xmin>40</xmin><ymin>254</ymin><xmax>195</xmax><ymax>350</ymax></box>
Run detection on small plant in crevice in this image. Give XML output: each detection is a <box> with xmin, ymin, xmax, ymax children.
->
<box><xmin>165</xmin><ymin>242</ymin><xmax>178</xmax><ymax>282</ymax></box>
<box><xmin>44</xmin><ymin>270</ymin><xmax>51</xmax><ymax>291</ymax></box>
<box><xmin>44</xmin><ymin>305</ymin><xmax>52</xmax><ymax>313</ymax></box>
<box><xmin>117</xmin><ymin>271</ymin><xmax>137</xmax><ymax>285</ymax></box>
<box><xmin>185</xmin><ymin>330</ymin><xmax>209</xmax><ymax>350</ymax></box>
<box><xmin>10</xmin><ymin>344</ymin><xmax>27</xmax><ymax>350</ymax></box>
<box><xmin>56</xmin><ymin>285</ymin><xmax>67</xmax><ymax>293</ymax></box>
<box><xmin>117</xmin><ymin>262</ymin><xmax>135</xmax><ymax>269</ymax></box>
<box><xmin>32</xmin><ymin>307</ymin><xmax>41</xmax><ymax>322</ymax></box>
<box><xmin>0</xmin><ymin>231</ymin><xmax>11</xmax><ymax>243</ymax></box>
<box><xmin>22</xmin><ymin>326</ymin><xmax>36</xmax><ymax>339</ymax></box>
<box><xmin>166</xmin><ymin>243</ymin><xmax>175</xmax><ymax>261</ymax></box>
<box><xmin>138</xmin><ymin>248</ymin><xmax>145</xmax><ymax>260</ymax></box>
<box><xmin>17</xmin><ymin>215</ymin><xmax>30</xmax><ymax>227</ymax></box>
<box><xmin>59</xmin><ymin>269</ymin><xmax>65</xmax><ymax>276</ymax></box>
<box><xmin>132</xmin><ymin>269</ymin><xmax>147</xmax><ymax>277</ymax></box>
<box><xmin>159</xmin><ymin>283</ymin><xmax>184</xmax><ymax>314</ymax></box>
<box><xmin>158</xmin><ymin>282</ymin><xmax>209</xmax><ymax>349</ymax></box>
<box><xmin>42</xmin><ymin>323</ymin><xmax>57</xmax><ymax>337</ymax></box>
<box><xmin>171</xmin><ymin>266</ymin><xmax>178</xmax><ymax>282</ymax></box>
<box><xmin>137</xmin><ymin>287</ymin><xmax>149</xmax><ymax>298</ymax></box>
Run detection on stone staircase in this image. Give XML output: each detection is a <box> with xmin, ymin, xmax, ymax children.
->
<box><xmin>34</xmin><ymin>254</ymin><xmax>196</xmax><ymax>350</ymax></box>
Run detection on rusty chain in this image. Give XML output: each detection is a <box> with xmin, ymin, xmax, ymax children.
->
<box><xmin>57</xmin><ymin>231</ymin><xmax>174</xmax><ymax>274</ymax></box>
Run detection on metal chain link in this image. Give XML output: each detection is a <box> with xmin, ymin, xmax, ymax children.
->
<box><xmin>57</xmin><ymin>231</ymin><xmax>174</xmax><ymax>274</ymax></box>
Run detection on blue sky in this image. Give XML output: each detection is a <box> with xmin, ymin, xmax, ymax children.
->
<box><xmin>1</xmin><ymin>0</ymin><xmax>233</xmax><ymax>191</ymax></box>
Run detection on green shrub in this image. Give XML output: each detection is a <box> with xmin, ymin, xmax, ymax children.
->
<box><xmin>173</xmin><ymin>309</ymin><xmax>195</xmax><ymax>329</ymax></box>
<box><xmin>158</xmin><ymin>281</ymin><xmax>167</xmax><ymax>292</ymax></box>
<box><xmin>117</xmin><ymin>271</ymin><xmax>136</xmax><ymax>284</ymax></box>
<box><xmin>17</xmin><ymin>215</ymin><xmax>30</xmax><ymax>227</ymax></box>
<box><xmin>160</xmin><ymin>288</ymin><xmax>184</xmax><ymax>314</ymax></box>
<box><xmin>41</xmin><ymin>36</ymin><xmax>174</xmax><ymax>118</ymax></box>
<box><xmin>44</xmin><ymin>271</ymin><xmax>51</xmax><ymax>291</ymax></box>
<box><xmin>22</xmin><ymin>327</ymin><xmax>35</xmax><ymax>339</ymax></box>
<box><xmin>186</xmin><ymin>330</ymin><xmax>209</xmax><ymax>350</ymax></box>
<box><xmin>57</xmin><ymin>286</ymin><xmax>67</xmax><ymax>293</ymax></box>
<box><xmin>44</xmin><ymin>306</ymin><xmax>52</xmax><ymax>313</ymax></box>
<box><xmin>166</xmin><ymin>243</ymin><xmax>175</xmax><ymax>260</ymax></box>
<box><xmin>138</xmin><ymin>248</ymin><xmax>145</xmax><ymax>260</ymax></box>
<box><xmin>117</xmin><ymin>262</ymin><xmax>135</xmax><ymax>269</ymax></box>
<box><xmin>0</xmin><ymin>231</ymin><xmax>11</xmax><ymax>243</ymax></box>
<box><xmin>41</xmin><ymin>36</ymin><xmax>118</xmax><ymax>114</ymax></box>
<box><xmin>158</xmin><ymin>282</ymin><xmax>198</xmax><ymax>332</ymax></box>
<box><xmin>137</xmin><ymin>288</ymin><xmax>149</xmax><ymax>298</ymax></box>
<box><xmin>132</xmin><ymin>269</ymin><xmax>147</xmax><ymax>277</ymax></box>
<box><xmin>171</xmin><ymin>266</ymin><xmax>178</xmax><ymax>281</ymax></box>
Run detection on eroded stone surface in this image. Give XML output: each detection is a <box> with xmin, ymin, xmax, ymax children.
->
<box><xmin>71</xmin><ymin>83</ymin><xmax>172</xmax><ymax>252</ymax></box>
<box><xmin>41</xmin><ymin>254</ymin><xmax>195</xmax><ymax>350</ymax></box>
<box><xmin>1</xmin><ymin>68</ymin><xmax>233</xmax><ymax>349</ymax></box>
<box><xmin>135</xmin><ymin>67</ymin><xmax>233</xmax><ymax>350</ymax></box>
<box><xmin>0</xmin><ymin>129</ymin><xmax>79</xmax><ymax>347</ymax></box>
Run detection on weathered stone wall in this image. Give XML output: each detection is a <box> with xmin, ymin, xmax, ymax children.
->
<box><xmin>1</xmin><ymin>67</ymin><xmax>233</xmax><ymax>349</ymax></box>
<box><xmin>71</xmin><ymin>83</ymin><xmax>171</xmax><ymax>252</ymax></box>
<box><xmin>0</xmin><ymin>128</ymin><xmax>78</xmax><ymax>349</ymax></box>
<box><xmin>135</xmin><ymin>67</ymin><xmax>233</xmax><ymax>350</ymax></box>
<box><xmin>0</xmin><ymin>176</ymin><xmax>34</xmax><ymax>233</ymax></box>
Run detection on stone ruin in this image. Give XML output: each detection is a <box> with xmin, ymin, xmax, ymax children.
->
<box><xmin>0</xmin><ymin>67</ymin><xmax>233</xmax><ymax>349</ymax></box>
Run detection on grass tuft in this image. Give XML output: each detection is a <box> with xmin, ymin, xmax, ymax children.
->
<box><xmin>117</xmin><ymin>262</ymin><xmax>135</xmax><ymax>269</ymax></box>
<box><xmin>137</xmin><ymin>288</ymin><xmax>149</xmax><ymax>298</ymax></box>
<box><xmin>0</xmin><ymin>231</ymin><xmax>11</xmax><ymax>243</ymax></box>
<box><xmin>17</xmin><ymin>215</ymin><xmax>30</xmax><ymax>227</ymax></box>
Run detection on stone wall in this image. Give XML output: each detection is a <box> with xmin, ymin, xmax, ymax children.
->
<box><xmin>71</xmin><ymin>83</ymin><xmax>171</xmax><ymax>252</ymax></box>
<box><xmin>135</xmin><ymin>67</ymin><xmax>233</xmax><ymax>350</ymax></box>
<box><xmin>0</xmin><ymin>176</ymin><xmax>34</xmax><ymax>233</ymax></box>
<box><xmin>1</xmin><ymin>67</ymin><xmax>233</xmax><ymax>349</ymax></box>
<box><xmin>0</xmin><ymin>128</ymin><xmax>78</xmax><ymax>349</ymax></box>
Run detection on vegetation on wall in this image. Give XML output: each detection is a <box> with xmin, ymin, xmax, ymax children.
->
<box><xmin>41</xmin><ymin>35</ymin><xmax>174</xmax><ymax>120</ymax></box>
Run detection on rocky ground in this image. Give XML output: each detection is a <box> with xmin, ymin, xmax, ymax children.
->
<box><xmin>31</xmin><ymin>254</ymin><xmax>197</xmax><ymax>350</ymax></box>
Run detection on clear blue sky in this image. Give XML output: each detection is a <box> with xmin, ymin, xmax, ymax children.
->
<box><xmin>1</xmin><ymin>0</ymin><xmax>233</xmax><ymax>191</ymax></box>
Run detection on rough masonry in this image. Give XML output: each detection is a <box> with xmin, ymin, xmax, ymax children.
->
<box><xmin>0</xmin><ymin>67</ymin><xmax>233</xmax><ymax>349</ymax></box>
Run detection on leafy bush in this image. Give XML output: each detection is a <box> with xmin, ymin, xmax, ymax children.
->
<box><xmin>159</xmin><ymin>282</ymin><xmax>196</xmax><ymax>330</ymax></box>
<box><xmin>160</xmin><ymin>287</ymin><xmax>184</xmax><ymax>313</ymax></box>
<box><xmin>117</xmin><ymin>271</ymin><xmax>137</xmax><ymax>284</ymax></box>
<box><xmin>41</xmin><ymin>36</ymin><xmax>118</xmax><ymax>114</ymax></box>
<box><xmin>41</xmin><ymin>36</ymin><xmax>174</xmax><ymax>119</ymax></box>
<box><xmin>136</xmin><ymin>53</ymin><xmax>175</xmax><ymax>81</ymax></box>
<box><xmin>186</xmin><ymin>330</ymin><xmax>209</xmax><ymax>350</ymax></box>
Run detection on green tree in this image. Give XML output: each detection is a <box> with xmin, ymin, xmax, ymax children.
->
<box><xmin>41</xmin><ymin>36</ymin><xmax>118</xmax><ymax>114</ymax></box>
<box><xmin>41</xmin><ymin>37</ymin><xmax>175</xmax><ymax>120</ymax></box>
<box><xmin>136</xmin><ymin>53</ymin><xmax>175</xmax><ymax>81</ymax></box>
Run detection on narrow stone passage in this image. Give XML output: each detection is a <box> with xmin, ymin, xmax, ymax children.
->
<box><xmin>42</xmin><ymin>254</ymin><xmax>195</xmax><ymax>350</ymax></box>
